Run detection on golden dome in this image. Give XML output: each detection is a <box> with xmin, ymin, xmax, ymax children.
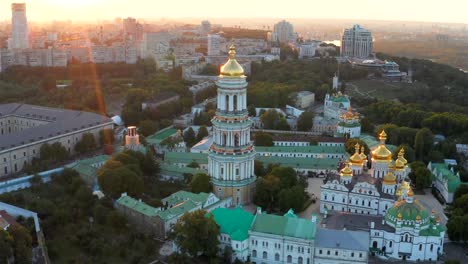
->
<box><xmin>397</xmin><ymin>213</ymin><xmax>402</xmax><ymax>220</ymax></box>
<box><xmin>416</xmin><ymin>215</ymin><xmax>421</xmax><ymax>221</ymax></box>
<box><xmin>383</xmin><ymin>171</ymin><xmax>396</xmax><ymax>184</ymax></box>
<box><xmin>395</xmin><ymin>159</ymin><xmax>405</xmax><ymax>170</ymax></box>
<box><xmin>359</xmin><ymin>146</ymin><xmax>367</xmax><ymax>160</ymax></box>
<box><xmin>220</xmin><ymin>45</ymin><xmax>244</xmax><ymax>77</ymax></box>
<box><xmin>340</xmin><ymin>163</ymin><xmax>353</xmax><ymax>177</ymax></box>
<box><xmin>349</xmin><ymin>143</ymin><xmax>363</xmax><ymax>165</ymax></box>
<box><xmin>397</xmin><ymin>148</ymin><xmax>408</xmax><ymax>165</ymax></box>
<box><xmin>401</xmin><ymin>181</ymin><xmax>410</xmax><ymax>190</ymax></box>
<box><xmin>407</xmin><ymin>188</ymin><xmax>414</xmax><ymax>197</ymax></box>
<box><xmin>372</xmin><ymin>130</ymin><xmax>392</xmax><ymax>161</ymax></box>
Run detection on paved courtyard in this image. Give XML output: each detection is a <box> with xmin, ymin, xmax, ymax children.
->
<box><xmin>414</xmin><ymin>188</ymin><xmax>448</xmax><ymax>225</ymax></box>
<box><xmin>299</xmin><ymin>177</ymin><xmax>324</xmax><ymax>220</ymax></box>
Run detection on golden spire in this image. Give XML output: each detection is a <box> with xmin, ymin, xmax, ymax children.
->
<box><xmin>379</xmin><ymin>130</ymin><xmax>387</xmax><ymax>142</ymax></box>
<box><xmin>359</xmin><ymin>146</ymin><xmax>367</xmax><ymax>160</ymax></box>
<box><xmin>220</xmin><ymin>45</ymin><xmax>244</xmax><ymax>77</ymax></box>
<box><xmin>372</xmin><ymin>130</ymin><xmax>392</xmax><ymax>162</ymax></box>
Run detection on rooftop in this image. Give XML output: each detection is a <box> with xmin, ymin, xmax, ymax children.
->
<box><xmin>430</xmin><ymin>163</ymin><xmax>462</xmax><ymax>192</ymax></box>
<box><xmin>210</xmin><ymin>207</ymin><xmax>254</xmax><ymax>241</ymax></box>
<box><xmin>116</xmin><ymin>194</ymin><xmax>161</xmax><ymax>217</ymax></box>
<box><xmin>315</xmin><ymin>228</ymin><xmax>369</xmax><ymax>251</ymax></box>
<box><xmin>164</xmin><ymin>152</ymin><xmax>208</xmax><ymax>164</ymax></box>
<box><xmin>322</xmin><ymin>212</ymin><xmax>394</xmax><ymax>233</ymax></box>
<box><xmin>0</xmin><ymin>103</ymin><xmax>112</xmax><ymax>151</ymax></box>
<box><xmin>250</xmin><ymin>209</ymin><xmax>316</xmax><ymax>240</ymax></box>
<box><xmin>256</xmin><ymin>145</ymin><xmax>346</xmax><ymax>154</ymax></box>
<box><xmin>162</xmin><ymin>190</ymin><xmax>210</xmax><ymax>206</ymax></box>
<box><xmin>146</xmin><ymin>128</ymin><xmax>178</xmax><ymax>145</ymax></box>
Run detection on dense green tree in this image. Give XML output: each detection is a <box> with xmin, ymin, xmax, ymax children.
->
<box><xmin>254</xmin><ymin>174</ymin><xmax>280</xmax><ymax>211</ymax></box>
<box><xmin>9</xmin><ymin>224</ymin><xmax>32</xmax><ymax>264</ymax></box>
<box><xmin>278</xmin><ymin>186</ymin><xmax>306</xmax><ymax>213</ymax></box>
<box><xmin>414</xmin><ymin>167</ymin><xmax>432</xmax><ymax>190</ymax></box>
<box><xmin>98</xmin><ymin>166</ymin><xmax>144</xmax><ymax>198</ymax></box>
<box><xmin>187</xmin><ymin>161</ymin><xmax>200</xmax><ymax>168</ymax></box>
<box><xmin>138</xmin><ymin>120</ymin><xmax>157</xmax><ymax>137</ymax></box>
<box><xmin>260</xmin><ymin>109</ymin><xmax>281</xmax><ymax>129</ymax></box>
<box><xmin>190</xmin><ymin>173</ymin><xmax>212</xmax><ymax>194</ymax></box>
<box><xmin>360</xmin><ymin>117</ymin><xmax>374</xmax><ymax>133</ymax></box>
<box><xmin>254</xmin><ymin>160</ymin><xmax>266</xmax><ymax>177</ymax></box>
<box><xmin>297</xmin><ymin>112</ymin><xmax>314</xmax><ymax>132</ymax></box>
<box><xmin>142</xmin><ymin>150</ymin><xmax>159</xmax><ymax>175</ymax></box>
<box><xmin>454</xmin><ymin>185</ymin><xmax>468</xmax><ymax>201</ymax></box>
<box><xmin>248</xmin><ymin>104</ymin><xmax>256</xmax><ymax>116</ymax></box>
<box><xmin>0</xmin><ymin>230</ymin><xmax>13</xmax><ymax>263</ymax></box>
<box><xmin>75</xmin><ymin>133</ymin><xmax>97</xmax><ymax>154</ymax></box>
<box><xmin>172</xmin><ymin>210</ymin><xmax>220</xmax><ymax>259</ymax></box>
<box><xmin>183</xmin><ymin>127</ymin><xmax>196</xmax><ymax>147</ymax></box>
<box><xmin>414</xmin><ymin>128</ymin><xmax>434</xmax><ymax>160</ymax></box>
<box><xmin>270</xmin><ymin>166</ymin><xmax>297</xmax><ymax>189</ymax></box>
<box><xmin>196</xmin><ymin>126</ymin><xmax>209</xmax><ymax>142</ymax></box>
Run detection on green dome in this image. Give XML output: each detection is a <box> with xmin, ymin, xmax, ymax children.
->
<box><xmin>385</xmin><ymin>200</ymin><xmax>430</xmax><ymax>227</ymax></box>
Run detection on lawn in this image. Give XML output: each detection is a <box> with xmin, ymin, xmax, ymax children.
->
<box><xmin>347</xmin><ymin>80</ymin><xmax>428</xmax><ymax>100</ymax></box>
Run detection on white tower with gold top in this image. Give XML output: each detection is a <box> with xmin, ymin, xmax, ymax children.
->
<box><xmin>208</xmin><ymin>45</ymin><xmax>256</xmax><ymax>205</ymax></box>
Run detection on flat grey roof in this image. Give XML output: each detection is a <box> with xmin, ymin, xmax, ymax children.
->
<box><xmin>0</xmin><ymin>103</ymin><xmax>112</xmax><ymax>151</ymax></box>
<box><xmin>322</xmin><ymin>212</ymin><xmax>394</xmax><ymax>233</ymax></box>
<box><xmin>315</xmin><ymin>228</ymin><xmax>369</xmax><ymax>251</ymax></box>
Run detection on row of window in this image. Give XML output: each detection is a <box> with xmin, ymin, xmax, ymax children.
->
<box><xmin>317</xmin><ymin>249</ymin><xmax>363</xmax><ymax>258</ymax></box>
<box><xmin>251</xmin><ymin>251</ymin><xmax>310</xmax><ymax>264</ymax></box>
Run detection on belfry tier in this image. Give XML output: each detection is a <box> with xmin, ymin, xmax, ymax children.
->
<box><xmin>349</xmin><ymin>142</ymin><xmax>366</xmax><ymax>174</ymax></box>
<box><xmin>208</xmin><ymin>45</ymin><xmax>256</xmax><ymax>206</ymax></box>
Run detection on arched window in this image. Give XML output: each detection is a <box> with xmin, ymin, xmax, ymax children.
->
<box><xmin>223</xmin><ymin>133</ymin><xmax>227</xmax><ymax>146</ymax></box>
<box><xmin>263</xmin><ymin>251</ymin><xmax>267</xmax><ymax>259</ymax></box>
<box><xmin>234</xmin><ymin>133</ymin><xmax>240</xmax><ymax>147</ymax></box>
<box><xmin>287</xmin><ymin>255</ymin><xmax>292</xmax><ymax>263</ymax></box>
<box><xmin>419</xmin><ymin>244</ymin><xmax>422</xmax><ymax>251</ymax></box>
<box><xmin>225</xmin><ymin>95</ymin><xmax>229</xmax><ymax>111</ymax></box>
<box><xmin>298</xmin><ymin>257</ymin><xmax>303</xmax><ymax>264</ymax></box>
<box><xmin>233</xmin><ymin>95</ymin><xmax>238</xmax><ymax>111</ymax></box>
<box><xmin>275</xmin><ymin>253</ymin><xmax>280</xmax><ymax>261</ymax></box>
<box><xmin>252</xmin><ymin>250</ymin><xmax>257</xmax><ymax>257</ymax></box>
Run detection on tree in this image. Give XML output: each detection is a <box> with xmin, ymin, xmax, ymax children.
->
<box><xmin>360</xmin><ymin>117</ymin><xmax>374</xmax><ymax>133</ymax></box>
<box><xmin>414</xmin><ymin>166</ymin><xmax>432</xmax><ymax>190</ymax></box>
<box><xmin>172</xmin><ymin>210</ymin><xmax>220</xmax><ymax>259</ymax></box>
<box><xmin>196</xmin><ymin>126</ymin><xmax>209</xmax><ymax>142</ymax></box>
<box><xmin>0</xmin><ymin>230</ymin><xmax>13</xmax><ymax>263</ymax></box>
<box><xmin>9</xmin><ymin>224</ymin><xmax>32</xmax><ymax>264</ymax></box>
<box><xmin>254</xmin><ymin>132</ymin><xmax>273</xmax><ymax>146</ymax></box>
<box><xmin>253</xmin><ymin>175</ymin><xmax>280</xmax><ymax>211</ymax></box>
<box><xmin>276</xmin><ymin>118</ymin><xmax>291</xmax><ymax>131</ymax></box>
<box><xmin>41</xmin><ymin>74</ymin><xmax>56</xmax><ymax>92</ymax></box>
<box><xmin>99</xmin><ymin>129</ymin><xmax>115</xmax><ymax>146</ymax></box>
<box><xmin>98</xmin><ymin>166</ymin><xmax>144</xmax><ymax>198</ymax></box>
<box><xmin>297</xmin><ymin>112</ymin><xmax>314</xmax><ymax>132</ymax></box>
<box><xmin>142</xmin><ymin>150</ymin><xmax>159</xmax><ymax>175</ymax></box>
<box><xmin>183</xmin><ymin>127</ymin><xmax>196</xmax><ymax>147</ymax></box>
<box><xmin>278</xmin><ymin>186</ymin><xmax>306</xmax><ymax>213</ymax></box>
<box><xmin>190</xmin><ymin>173</ymin><xmax>212</xmax><ymax>194</ymax></box>
<box><xmin>138</xmin><ymin>120</ymin><xmax>157</xmax><ymax>137</ymax></box>
<box><xmin>75</xmin><ymin>133</ymin><xmax>97</xmax><ymax>154</ymax></box>
<box><xmin>270</xmin><ymin>166</ymin><xmax>297</xmax><ymax>189</ymax></box>
<box><xmin>414</xmin><ymin>128</ymin><xmax>434</xmax><ymax>161</ymax></box>
<box><xmin>454</xmin><ymin>184</ymin><xmax>468</xmax><ymax>201</ymax></box>
<box><xmin>260</xmin><ymin>109</ymin><xmax>281</xmax><ymax>129</ymax></box>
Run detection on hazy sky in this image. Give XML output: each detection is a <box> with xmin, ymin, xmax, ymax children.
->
<box><xmin>2</xmin><ymin>0</ymin><xmax>467</xmax><ymax>24</ymax></box>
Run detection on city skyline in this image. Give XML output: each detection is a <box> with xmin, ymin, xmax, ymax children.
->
<box><xmin>1</xmin><ymin>0</ymin><xmax>468</xmax><ymax>24</ymax></box>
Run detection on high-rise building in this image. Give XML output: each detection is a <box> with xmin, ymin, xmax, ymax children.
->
<box><xmin>200</xmin><ymin>20</ymin><xmax>211</xmax><ymax>35</ymax></box>
<box><xmin>123</xmin><ymin>17</ymin><xmax>137</xmax><ymax>39</ymax></box>
<box><xmin>272</xmin><ymin>20</ymin><xmax>295</xmax><ymax>43</ymax></box>
<box><xmin>208</xmin><ymin>45</ymin><xmax>256</xmax><ymax>206</ymax></box>
<box><xmin>11</xmin><ymin>3</ymin><xmax>29</xmax><ymax>49</ymax></box>
<box><xmin>207</xmin><ymin>34</ymin><xmax>221</xmax><ymax>56</ymax></box>
<box><xmin>341</xmin><ymin>24</ymin><xmax>373</xmax><ymax>58</ymax></box>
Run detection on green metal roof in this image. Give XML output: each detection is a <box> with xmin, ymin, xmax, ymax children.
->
<box><xmin>256</xmin><ymin>156</ymin><xmax>340</xmax><ymax>170</ymax></box>
<box><xmin>338</xmin><ymin>121</ymin><xmax>360</xmax><ymax>128</ymax></box>
<box><xmin>209</xmin><ymin>207</ymin><xmax>254</xmax><ymax>241</ymax></box>
<box><xmin>162</xmin><ymin>190</ymin><xmax>210</xmax><ymax>206</ymax></box>
<box><xmin>255</xmin><ymin>145</ymin><xmax>346</xmax><ymax>154</ymax></box>
<box><xmin>330</xmin><ymin>95</ymin><xmax>350</xmax><ymax>103</ymax></box>
<box><xmin>419</xmin><ymin>223</ymin><xmax>446</xmax><ymax>237</ymax></box>
<box><xmin>431</xmin><ymin>163</ymin><xmax>461</xmax><ymax>193</ymax></box>
<box><xmin>385</xmin><ymin>200</ymin><xmax>430</xmax><ymax>226</ymax></box>
<box><xmin>164</xmin><ymin>152</ymin><xmax>208</xmax><ymax>164</ymax></box>
<box><xmin>78</xmin><ymin>155</ymin><xmax>110</xmax><ymax>166</ymax></box>
<box><xmin>116</xmin><ymin>195</ymin><xmax>161</xmax><ymax>217</ymax></box>
<box><xmin>157</xmin><ymin>200</ymin><xmax>199</xmax><ymax>221</ymax></box>
<box><xmin>160</xmin><ymin>164</ymin><xmax>207</xmax><ymax>178</ymax></box>
<box><xmin>147</xmin><ymin>128</ymin><xmax>178</xmax><ymax>145</ymax></box>
<box><xmin>359</xmin><ymin>133</ymin><xmax>397</xmax><ymax>152</ymax></box>
<box><xmin>250</xmin><ymin>209</ymin><xmax>316</xmax><ymax>240</ymax></box>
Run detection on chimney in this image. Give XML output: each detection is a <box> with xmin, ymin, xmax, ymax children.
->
<box><xmin>370</xmin><ymin>222</ymin><xmax>375</xmax><ymax>229</ymax></box>
<box><xmin>311</xmin><ymin>215</ymin><xmax>317</xmax><ymax>223</ymax></box>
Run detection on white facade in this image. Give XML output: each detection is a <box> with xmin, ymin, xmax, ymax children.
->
<box><xmin>11</xmin><ymin>3</ymin><xmax>29</xmax><ymax>50</ymax></box>
<box><xmin>299</xmin><ymin>43</ymin><xmax>318</xmax><ymax>59</ymax></box>
<box><xmin>341</xmin><ymin>24</ymin><xmax>373</xmax><ymax>58</ymax></box>
<box><xmin>295</xmin><ymin>91</ymin><xmax>315</xmax><ymax>109</ymax></box>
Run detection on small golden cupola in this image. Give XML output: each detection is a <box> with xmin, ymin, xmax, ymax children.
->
<box><xmin>359</xmin><ymin>146</ymin><xmax>367</xmax><ymax>161</ymax></box>
<box><xmin>349</xmin><ymin>143</ymin><xmax>363</xmax><ymax>165</ymax></box>
<box><xmin>372</xmin><ymin>130</ymin><xmax>392</xmax><ymax>162</ymax></box>
<box><xmin>398</xmin><ymin>148</ymin><xmax>408</xmax><ymax>165</ymax></box>
<box><xmin>340</xmin><ymin>162</ymin><xmax>353</xmax><ymax>178</ymax></box>
<box><xmin>220</xmin><ymin>45</ymin><xmax>244</xmax><ymax>77</ymax></box>
<box><xmin>383</xmin><ymin>170</ymin><xmax>396</xmax><ymax>185</ymax></box>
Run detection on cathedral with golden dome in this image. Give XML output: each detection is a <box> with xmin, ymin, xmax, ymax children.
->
<box><xmin>320</xmin><ymin>130</ymin><xmax>410</xmax><ymax>216</ymax></box>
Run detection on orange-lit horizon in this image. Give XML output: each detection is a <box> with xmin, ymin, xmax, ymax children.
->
<box><xmin>1</xmin><ymin>0</ymin><xmax>467</xmax><ymax>24</ymax></box>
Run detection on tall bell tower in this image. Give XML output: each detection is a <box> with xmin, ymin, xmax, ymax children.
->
<box><xmin>208</xmin><ymin>45</ymin><xmax>256</xmax><ymax>205</ymax></box>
